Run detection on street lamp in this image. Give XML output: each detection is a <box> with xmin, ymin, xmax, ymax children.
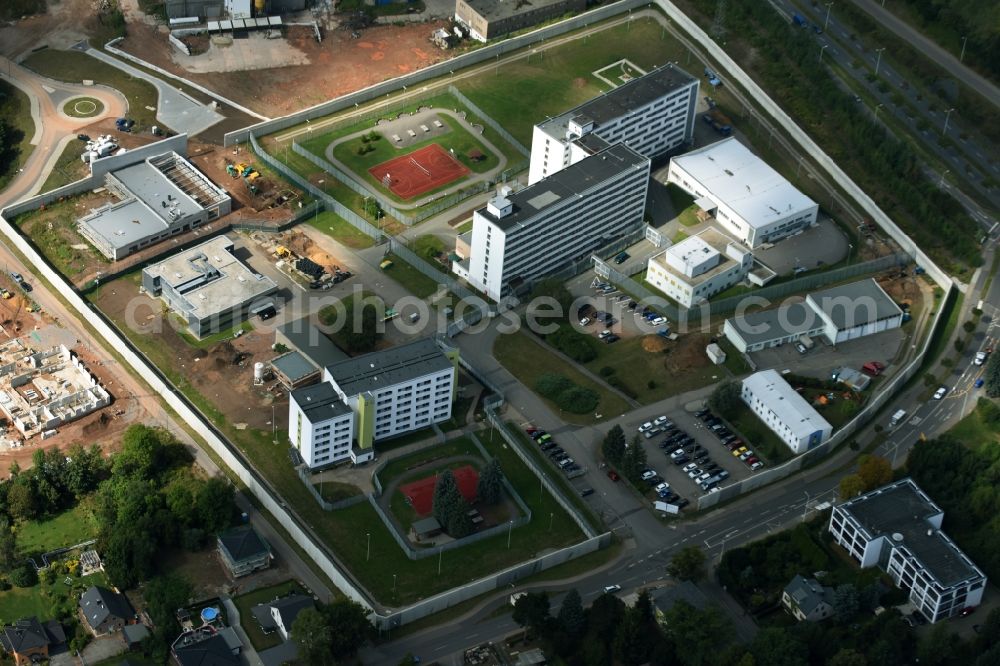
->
<box><xmin>392</xmin><ymin>574</ymin><xmax>397</xmax><ymax>595</ymax></box>
<box><xmin>960</xmin><ymin>35</ymin><xmax>968</xmax><ymax>62</ymax></box>
<box><xmin>366</xmin><ymin>532</ymin><xmax>371</xmax><ymax>562</ymax></box>
<box><xmin>824</xmin><ymin>2</ymin><xmax>834</xmax><ymax>31</ymax></box>
<box><xmin>802</xmin><ymin>490</ymin><xmax>811</xmax><ymax>524</ymax></box>
<box><xmin>874</xmin><ymin>47</ymin><xmax>886</xmax><ymax>76</ymax></box>
<box><xmin>939</xmin><ymin>169</ymin><xmax>950</xmax><ymax>188</ymax></box>
<box><xmin>874</xmin><ymin>103</ymin><xmax>884</xmax><ymax>125</ymax></box>
<box><xmin>819</xmin><ymin>44</ymin><xmax>829</xmax><ymax>63</ymax></box>
<box><xmin>943</xmin><ymin>107</ymin><xmax>956</xmax><ymax>135</ymax></box>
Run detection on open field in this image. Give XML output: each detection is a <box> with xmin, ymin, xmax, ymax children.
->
<box><xmin>11</xmin><ymin>192</ymin><xmax>111</xmax><ymax>278</ymax></box>
<box><xmin>456</xmin><ymin>18</ymin><xmax>692</xmax><ymax>145</ymax></box>
<box><xmin>39</xmin><ymin>140</ymin><xmax>91</xmax><ymax>192</ymax></box>
<box><xmin>17</xmin><ymin>503</ymin><xmax>97</xmax><ymax>555</ymax></box>
<box><xmin>233</xmin><ymin>580</ymin><xmax>306</xmax><ymax>651</ymax></box>
<box><xmin>0</xmin><ymin>80</ymin><xmax>36</xmax><ymax>191</ymax></box>
<box><xmin>306</xmin><ymin>211</ymin><xmax>375</xmax><ymax>250</ymax></box>
<box><xmin>379</xmin><ymin>252</ymin><xmax>443</xmax><ymax>300</ymax></box>
<box><xmin>22</xmin><ymin>50</ymin><xmax>161</xmax><ymax>130</ymax></box>
<box><xmin>493</xmin><ymin>331</ymin><xmax>631</xmax><ymax>423</ymax></box>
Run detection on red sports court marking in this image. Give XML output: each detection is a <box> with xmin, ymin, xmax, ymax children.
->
<box><xmin>368</xmin><ymin>143</ymin><xmax>470</xmax><ymax>200</ymax></box>
<box><xmin>399</xmin><ymin>464</ymin><xmax>480</xmax><ymax>516</ymax></box>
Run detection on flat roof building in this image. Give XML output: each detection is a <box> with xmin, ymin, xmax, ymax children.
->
<box><xmin>289</xmin><ymin>338</ymin><xmax>459</xmax><ymax>469</ymax></box>
<box><xmin>741</xmin><ymin>369</ymin><xmax>832</xmax><ymax>455</ymax></box>
<box><xmin>454</xmin><ymin>0</ymin><xmax>585</xmax><ymax>42</ymax></box>
<box><xmin>723</xmin><ymin>278</ymin><xmax>904</xmax><ymax>353</ymax></box>
<box><xmin>456</xmin><ymin>143</ymin><xmax>649</xmax><ymax>301</ymax></box>
<box><xmin>829</xmin><ymin>478</ymin><xmax>986</xmax><ymax>623</ymax></box>
<box><xmin>142</xmin><ymin>235</ymin><xmax>277</xmax><ymax>339</ymax></box>
<box><xmin>645</xmin><ymin>228</ymin><xmax>753</xmax><ymax>307</ymax></box>
<box><xmin>530</xmin><ymin>64</ymin><xmax>698</xmax><ymax>184</ymax></box>
<box><xmin>78</xmin><ymin>152</ymin><xmax>230</xmax><ymax>261</ymax></box>
<box><xmin>666</xmin><ymin>137</ymin><xmax>818</xmax><ymax>248</ymax></box>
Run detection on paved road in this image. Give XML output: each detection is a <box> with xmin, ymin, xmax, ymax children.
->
<box><xmin>847</xmin><ymin>0</ymin><xmax>1000</xmax><ymax>109</ymax></box>
<box><xmin>0</xmin><ymin>56</ymin><xmax>127</xmax><ymax>205</ymax></box>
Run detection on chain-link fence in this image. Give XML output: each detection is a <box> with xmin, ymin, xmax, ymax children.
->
<box><xmin>448</xmin><ymin>85</ymin><xmax>531</xmax><ymax>157</ymax></box>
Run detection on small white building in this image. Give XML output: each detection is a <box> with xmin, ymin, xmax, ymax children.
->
<box><xmin>645</xmin><ymin>229</ymin><xmax>752</xmax><ymax>307</ymax></box>
<box><xmin>288</xmin><ymin>338</ymin><xmax>459</xmax><ymax>469</ymax></box>
<box><xmin>740</xmin><ymin>369</ymin><xmax>832</xmax><ymax>454</ymax></box>
<box><xmin>528</xmin><ymin>64</ymin><xmax>698</xmax><ymax>184</ymax></box>
<box><xmin>829</xmin><ymin>478</ymin><xmax>987</xmax><ymax>623</ymax></box>
<box><xmin>666</xmin><ymin>137</ymin><xmax>818</xmax><ymax>248</ymax></box>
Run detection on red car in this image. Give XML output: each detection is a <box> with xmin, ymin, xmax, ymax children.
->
<box><xmin>607</xmin><ymin>470</ymin><xmax>620</xmax><ymax>482</ymax></box>
<box><xmin>959</xmin><ymin>606</ymin><xmax>977</xmax><ymax>617</ymax></box>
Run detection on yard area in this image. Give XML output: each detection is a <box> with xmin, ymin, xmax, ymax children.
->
<box><xmin>456</xmin><ymin>18</ymin><xmax>692</xmax><ymax>145</ymax></box>
<box><xmin>10</xmin><ymin>191</ymin><xmax>111</xmax><ymax>279</ymax></box>
<box><xmin>380</xmin><ymin>252</ymin><xmax>444</xmax><ymax>300</ymax></box>
<box><xmin>0</xmin><ymin>80</ymin><xmax>36</xmax><ymax>191</ymax></box>
<box><xmin>493</xmin><ymin>330</ymin><xmax>631</xmax><ymax>423</ymax></box>
<box><xmin>17</xmin><ymin>503</ymin><xmax>98</xmax><ymax>555</ymax></box>
<box><xmin>22</xmin><ymin>50</ymin><xmax>161</xmax><ymax>131</ymax></box>
<box><xmin>726</xmin><ymin>401</ymin><xmax>793</xmax><ymax>464</ymax></box>
<box><xmin>39</xmin><ymin>139</ymin><xmax>91</xmax><ymax>192</ymax></box>
<box><xmin>233</xmin><ymin>580</ymin><xmax>307</xmax><ymax>651</ymax></box>
<box><xmin>0</xmin><ymin>570</ymin><xmax>109</xmax><ymax>626</ymax></box>
<box><xmin>306</xmin><ymin>211</ymin><xmax>375</xmax><ymax>250</ymax></box>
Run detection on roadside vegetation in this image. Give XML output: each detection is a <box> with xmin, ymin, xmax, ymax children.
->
<box><xmin>0</xmin><ymin>81</ymin><xmax>35</xmax><ymax>191</ymax></box>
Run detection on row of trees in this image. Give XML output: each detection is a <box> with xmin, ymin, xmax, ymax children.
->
<box><xmin>601</xmin><ymin>425</ymin><xmax>649</xmax><ymax>485</ymax></box>
<box><xmin>431</xmin><ymin>459</ymin><xmax>504</xmax><ymax>538</ymax></box>
<box><xmin>839</xmin><ymin>454</ymin><xmax>893</xmax><ymax>500</ymax></box>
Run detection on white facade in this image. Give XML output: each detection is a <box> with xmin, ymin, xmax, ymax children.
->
<box><xmin>528</xmin><ymin>64</ymin><xmax>698</xmax><ymax>184</ymax></box>
<box><xmin>288</xmin><ymin>383</ymin><xmax>356</xmax><ymax>469</ymax></box>
<box><xmin>666</xmin><ymin>137</ymin><xmax>818</xmax><ymax>248</ymax></box>
<box><xmin>463</xmin><ymin>143</ymin><xmax>649</xmax><ymax>301</ymax></box>
<box><xmin>829</xmin><ymin>479</ymin><xmax>987</xmax><ymax>623</ymax></box>
<box><xmin>645</xmin><ymin>229</ymin><xmax>752</xmax><ymax>307</ymax></box>
<box><xmin>740</xmin><ymin>369</ymin><xmax>832</xmax><ymax>454</ymax></box>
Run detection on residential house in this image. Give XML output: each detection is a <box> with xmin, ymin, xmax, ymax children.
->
<box><xmin>217</xmin><ymin>525</ymin><xmax>272</xmax><ymax>578</ymax></box>
<box><xmin>80</xmin><ymin>586</ymin><xmax>134</xmax><ymax>636</ymax></box>
<box><xmin>171</xmin><ymin>626</ymin><xmax>241</xmax><ymax>666</ymax></box>
<box><xmin>782</xmin><ymin>575</ymin><xmax>835</xmax><ymax>622</ymax></box>
<box><xmin>270</xmin><ymin>595</ymin><xmax>314</xmax><ymax>641</ymax></box>
<box><xmin>0</xmin><ymin>617</ymin><xmax>65</xmax><ymax>666</ymax></box>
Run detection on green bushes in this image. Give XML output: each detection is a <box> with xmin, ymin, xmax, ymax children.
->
<box><xmin>547</xmin><ymin>324</ymin><xmax>599</xmax><ymax>363</ymax></box>
<box><xmin>534</xmin><ymin>373</ymin><xmax>599</xmax><ymax>414</ymax></box>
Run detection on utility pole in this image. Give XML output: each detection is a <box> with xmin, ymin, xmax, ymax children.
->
<box><xmin>874</xmin><ymin>47</ymin><xmax>886</xmax><ymax>76</ymax></box>
<box><xmin>824</xmin><ymin>2</ymin><xmax>834</xmax><ymax>31</ymax></box>
<box><xmin>943</xmin><ymin>108</ymin><xmax>956</xmax><ymax>135</ymax></box>
<box><xmin>819</xmin><ymin>44</ymin><xmax>829</xmax><ymax>63</ymax></box>
<box><xmin>960</xmin><ymin>35</ymin><xmax>968</xmax><ymax>62</ymax></box>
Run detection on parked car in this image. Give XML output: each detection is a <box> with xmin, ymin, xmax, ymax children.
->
<box><xmin>687</xmin><ymin>468</ymin><xmax>702</xmax><ymax>479</ymax></box>
<box><xmin>603</xmin><ymin>584</ymin><xmax>622</xmax><ymax>594</ymax></box>
<box><xmin>654</xmin><ymin>415</ymin><xmax>670</xmax><ymax>426</ymax></box>
<box><xmin>604</xmin><ymin>334</ymin><xmax>620</xmax><ymax>344</ymax></box>
<box><xmin>638</xmin><ymin>422</ymin><xmax>654</xmax><ymax>433</ymax></box>
<box><xmin>640</xmin><ymin>469</ymin><xmax>658</xmax><ymax>481</ymax></box>
<box><xmin>580</xmin><ymin>317</ymin><xmax>592</xmax><ymax>326</ymax></box>
<box><xmin>933</xmin><ymin>386</ymin><xmax>948</xmax><ymax>400</ymax></box>
<box><xmin>975</xmin><ymin>378</ymin><xmax>985</xmax><ymax>389</ymax></box>
<box><xmin>580</xmin><ymin>487</ymin><xmax>595</xmax><ymax>497</ymax></box>
<box><xmin>607</xmin><ymin>470</ymin><xmax>620</xmax><ymax>481</ymax></box>
<box><xmin>733</xmin><ymin>446</ymin><xmax>748</xmax><ymax>457</ymax></box>
<box><xmin>614</xmin><ymin>251</ymin><xmax>630</xmax><ymax>265</ymax></box>
<box><xmin>672</xmin><ymin>455</ymin><xmax>690</xmax><ymax>465</ymax></box>
<box><xmin>529</xmin><ymin>430</ymin><xmax>546</xmax><ymax>440</ymax></box>
<box><xmin>739</xmin><ymin>450</ymin><xmax>754</xmax><ymax>461</ymax></box>
<box><xmin>558</xmin><ymin>457</ymin><xmax>575</xmax><ymax>468</ymax></box>
<box><xmin>795</xmin><ymin>342</ymin><xmax>808</xmax><ymax>354</ymax></box>
<box><xmin>654</xmin><ymin>482</ymin><xmax>670</xmax><ymax>494</ymax></box>
<box><xmin>695</xmin><ymin>409</ymin><xmax>710</xmax><ymax>418</ymax></box>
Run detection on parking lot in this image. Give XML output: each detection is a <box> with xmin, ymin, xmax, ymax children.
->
<box><xmin>749</xmin><ymin>328</ymin><xmax>906</xmax><ymax>380</ymax></box>
<box><xmin>564</xmin><ymin>271</ymin><xmax>674</xmax><ymax>341</ymax></box>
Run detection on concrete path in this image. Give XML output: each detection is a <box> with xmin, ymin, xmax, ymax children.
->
<box><xmin>76</xmin><ymin>42</ymin><xmax>224</xmax><ymax>136</ymax></box>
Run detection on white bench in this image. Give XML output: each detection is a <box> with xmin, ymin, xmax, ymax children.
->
<box><xmin>433</xmin><ymin>120</ymin><xmax>444</xmax><ymax>128</ymax></box>
<box><xmin>420</xmin><ymin>124</ymin><xmax>430</xmax><ymax>132</ymax></box>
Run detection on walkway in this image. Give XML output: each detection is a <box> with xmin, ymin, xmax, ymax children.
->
<box><xmin>321</xmin><ymin>108</ymin><xmax>509</xmax><ymax>210</ymax></box>
<box><xmin>76</xmin><ymin>42</ymin><xmax>224</xmax><ymax>136</ymax></box>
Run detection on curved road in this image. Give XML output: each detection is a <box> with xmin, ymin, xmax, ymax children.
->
<box><xmin>0</xmin><ymin>55</ymin><xmax>127</xmax><ymax>207</ymax></box>
<box><xmin>847</xmin><ymin>0</ymin><xmax>1000</xmax><ymax>109</ymax></box>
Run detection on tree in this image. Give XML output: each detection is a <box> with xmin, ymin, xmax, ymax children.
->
<box><xmin>476</xmin><ymin>459</ymin><xmax>503</xmax><ymax>505</ymax></box>
<box><xmin>602</xmin><ymin>425</ymin><xmax>626</xmax><ymax>465</ymax></box>
<box><xmin>144</xmin><ymin>575</ymin><xmax>192</xmax><ymax>635</ymax></box>
<box><xmin>194</xmin><ymin>476</ymin><xmax>235</xmax><ymax>535</ymax></box>
<box><xmin>324</xmin><ymin>598</ymin><xmax>374</xmax><ymax>660</ymax></box>
<box><xmin>446</xmin><ymin>501</ymin><xmax>474</xmax><ymax>538</ymax></box>
<box><xmin>9</xmin><ymin>561</ymin><xmax>37</xmax><ymax>587</ymax></box>
<box><xmin>6</xmin><ymin>482</ymin><xmax>36</xmax><ymax>522</ymax></box>
<box><xmin>857</xmin><ymin>454</ymin><xmax>893</xmax><ymax>491</ymax></box>
<box><xmin>344</xmin><ymin>302</ymin><xmax>380</xmax><ymax>353</ymax></box>
<box><xmin>613</xmin><ymin>607</ymin><xmax>652</xmax><ymax>665</ymax></box>
<box><xmin>829</xmin><ymin>648</ymin><xmax>868</xmax><ymax>666</ymax></box>
<box><xmin>659</xmin><ymin>601</ymin><xmax>727</xmax><ymax>666</ymax></box>
<box><xmin>840</xmin><ymin>474</ymin><xmax>866</xmax><ymax>500</ymax></box>
<box><xmin>0</xmin><ymin>518</ymin><xmax>17</xmax><ymax>573</ymax></box>
<box><xmin>708</xmin><ymin>381</ymin><xmax>742</xmax><ymax>418</ymax></box>
<box><xmin>667</xmin><ymin>546</ymin><xmax>707</xmax><ymax>582</ymax></box>
<box><xmin>557</xmin><ymin>589</ymin><xmax>586</xmax><ymax>638</ymax></box>
<box><xmin>512</xmin><ymin>592</ymin><xmax>550</xmax><ymax>634</ymax></box>
<box><xmin>293</xmin><ymin>608</ymin><xmax>333</xmax><ymax>665</ymax></box>
<box><xmin>529</xmin><ymin>278</ymin><xmax>574</xmax><ymax>317</ymax></box>
<box><xmin>986</xmin><ymin>353</ymin><xmax>1000</xmax><ymax>398</ymax></box>
<box><xmin>749</xmin><ymin>627</ymin><xmax>807</xmax><ymax>666</ymax></box>
<box><xmin>832</xmin><ymin>584</ymin><xmax>860</xmax><ymax>622</ymax></box>
<box><xmin>432</xmin><ymin>470</ymin><xmax>460</xmax><ymax>527</ymax></box>
<box><xmin>621</xmin><ymin>437</ymin><xmax>648</xmax><ymax>482</ymax></box>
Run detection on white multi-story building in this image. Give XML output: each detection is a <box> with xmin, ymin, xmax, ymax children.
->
<box><xmin>528</xmin><ymin>64</ymin><xmax>698</xmax><ymax>184</ymax></box>
<box><xmin>455</xmin><ymin>143</ymin><xmax>650</xmax><ymax>301</ymax></box>
<box><xmin>740</xmin><ymin>369</ymin><xmax>832</xmax><ymax>454</ymax></box>
<box><xmin>666</xmin><ymin>137</ymin><xmax>819</xmax><ymax>248</ymax></box>
<box><xmin>645</xmin><ymin>229</ymin><xmax>752</xmax><ymax>307</ymax></box>
<box><xmin>288</xmin><ymin>338</ymin><xmax>459</xmax><ymax>469</ymax></box>
<box><xmin>829</xmin><ymin>479</ymin><xmax>987</xmax><ymax>623</ymax></box>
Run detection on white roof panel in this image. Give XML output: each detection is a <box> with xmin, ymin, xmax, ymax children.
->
<box><xmin>742</xmin><ymin>369</ymin><xmax>832</xmax><ymax>441</ymax></box>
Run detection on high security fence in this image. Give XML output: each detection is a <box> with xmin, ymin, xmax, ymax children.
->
<box><xmin>447</xmin><ymin>85</ymin><xmax>531</xmax><ymax>157</ymax></box>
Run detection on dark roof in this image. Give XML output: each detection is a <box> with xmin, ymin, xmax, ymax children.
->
<box><xmin>807</xmin><ymin>278</ymin><xmax>903</xmax><ymax>330</ymax></box>
<box><xmin>290</xmin><ymin>382</ymin><xmax>351</xmax><ymax>421</ymax></box>
<box><xmin>464</xmin><ymin>0</ymin><xmax>575</xmax><ymax>21</ymax></box>
<box><xmin>217</xmin><ymin>525</ymin><xmax>270</xmax><ymax>563</ymax></box>
<box><xmin>172</xmin><ymin>632</ymin><xmax>240</xmax><ymax>666</ymax></box>
<box><xmin>541</xmin><ymin>64</ymin><xmax>697</xmax><ymax>129</ymax></box>
<box><xmin>123</xmin><ymin>623</ymin><xmax>150</xmax><ymax>646</ymax></box>
<box><xmin>250</xmin><ymin>603</ymin><xmax>277</xmax><ymax>633</ymax></box>
<box><xmin>412</xmin><ymin>516</ymin><xmax>442</xmax><ymax>534</ymax></box>
<box><xmin>80</xmin><ymin>587</ymin><xmax>133</xmax><ymax>630</ymax></box>
<box><xmin>277</xmin><ymin>317</ymin><xmax>348</xmax><ymax>368</ymax></box>
<box><xmin>325</xmin><ymin>337</ymin><xmax>452</xmax><ymax>397</ymax></box>
<box><xmin>271</xmin><ymin>351</ymin><xmax>318</xmax><ymax>384</ymax></box>
<box><xmin>0</xmin><ymin>617</ymin><xmax>54</xmax><ymax>653</ymax></box>
<box><xmin>271</xmin><ymin>594</ymin><xmax>314</xmax><ymax>630</ymax></box>
<box><xmin>258</xmin><ymin>638</ymin><xmax>299</xmax><ymax>666</ymax></box>
<box><xmin>477</xmin><ymin>143</ymin><xmax>649</xmax><ymax>232</ymax></box>
<box><xmin>839</xmin><ymin>478</ymin><xmax>984</xmax><ymax>588</ymax></box>
<box><xmin>784</xmin><ymin>575</ymin><xmax>833</xmax><ymax>615</ymax></box>
<box><xmin>572</xmin><ymin>132</ymin><xmax>612</xmax><ymax>156</ymax></box>
<box><xmin>726</xmin><ymin>301</ymin><xmax>822</xmax><ymax>345</ymax></box>
<box><xmin>652</xmin><ymin>580</ymin><xmax>710</xmax><ymax>614</ymax></box>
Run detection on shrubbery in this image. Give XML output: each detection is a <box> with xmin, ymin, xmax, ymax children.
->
<box><xmin>547</xmin><ymin>324</ymin><xmax>598</xmax><ymax>363</ymax></box>
<box><xmin>535</xmin><ymin>373</ymin><xmax>599</xmax><ymax>413</ymax></box>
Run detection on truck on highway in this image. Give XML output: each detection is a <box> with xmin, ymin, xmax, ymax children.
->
<box><xmin>889</xmin><ymin>409</ymin><xmax>907</xmax><ymax>428</ymax></box>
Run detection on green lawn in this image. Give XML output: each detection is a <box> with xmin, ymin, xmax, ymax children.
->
<box><xmin>376</xmin><ymin>438</ymin><xmax>481</xmax><ymax>488</ymax></box>
<box><xmin>677</xmin><ymin>205</ymin><xmax>701</xmax><ymax>227</ymax></box>
<box><xmin>727</xmin><ymin>402</ymin><xmax>793</xmax><ymax>464</ymax></box>
<box><xmin>17</xmin><ymin>504</ymin><xmax>98</xmax><ymax>555</ymax></box>
<box><xmin>314</xmin><ymin>480</ymin><xmax>363</xmax><ymax>503</ymax></box>
<box><xmin>330</xmin><ymin>117</ymin><xmax>499</xmax><ymax>203</ymax></box>
<box><xmin>177</xmin><ymin>320</ymin><xmax>253</xmax><ymax>349</ymax></box>
<box><xmin>380</xmin><ymin>252</ymin><xmax>445</xmax><ymax>299</ymax></box>
<box><xmin>456</xmin><ymin>18</ymin><xmax>692</xmax><ymax>145</ymax></box>
<box><xmin>0</xmin><ymin>570</ymin><xmax>108</xmax><ymax>626</ymax></box>
<box><xmin>233</xmin><ymin>580</ymin><xmax>306</xmax><ymax>651</ymax></box>
<box><xmin>493</xmin><ymin>331</ymin><xmax>630</xmax><ymax>423</ymax></box>
<box><xmin>947</xmin><ymin>401</ymin><xmax>1000</xmax><ymax>448</ymax></box>
<box><xmin>22</xmin><ymin>50</ymin><xmax>161</xmax><ymax>131</ymax></box>
<box><xmin>39</xmin><ymin>139</ymin><xmax>91</xmax><ymax>192</ymax></box>
<box><xmin>412</xmin><ymin>235</ymin><xmax>447</xmax><ymax>260</ymax></box>
<box><xmin>307</xmin><ymin>211</ymin><xmax>376</xmax><ymax>249</ymax></box>
<box><xmin>0</xmin><ymin>80</ymin><xmax>36</xmax><ymax>191</ymax></box>
<box><xmin>455</xmin><ymin>219</ymin><xmax>473</xmax><ymax>234</ymax></box>
<box><xmin>11</xmin><ymin>193</ymin><xmax>110</xmax><ymax>278</ymax></box>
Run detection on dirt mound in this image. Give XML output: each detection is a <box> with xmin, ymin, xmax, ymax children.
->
<box><xmin>641</xmin><ymin>335</ymin><xmax>670</xmax><ymax>353</ymax></box>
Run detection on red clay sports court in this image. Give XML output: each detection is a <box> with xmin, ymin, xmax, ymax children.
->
<box><xmin>368</xmin><ymin>143</ymin><xmax>470</xmax><ymax>200</ymax></box>
<box><xmin>400</xmin><ymin>465</ymin><xmax>480</xmax><ymax>516</ymax></box>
